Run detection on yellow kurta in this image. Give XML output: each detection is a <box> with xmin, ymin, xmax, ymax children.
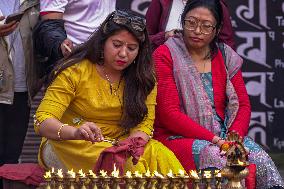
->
<box><xmin>35</xmin><ymin>59</ymin><xmax>183</xmax><ymax>174</ymax></box>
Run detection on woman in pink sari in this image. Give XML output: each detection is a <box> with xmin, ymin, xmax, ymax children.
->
<box><xmin>153</xmin><ymin>0</ymin><xmax>284</xmax><ymax>188</ymax></box>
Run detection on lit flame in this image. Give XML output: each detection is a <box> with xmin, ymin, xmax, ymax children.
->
<box><xmin>89</xmin><ymin>170</ymin><xmax>97</xmax><ymax>178</ymax></box>
<box><xmin>51</xmin><ymin>167</ymin><xmax>55</xmax><ymax>174</ymax></box>
<box><xmin>238</xmin><ymin>159</ymin><xmax>245</xmax><ymax>166</ymax></box>
<box><xmin>178</xmin><ymin>169</ymin><xmax>185</xmax><ymax>177</ymax></box>
<box><xmin>57</xmin><ymin>169</ymin><xmax>64</xmax><ymax>178</ymax></box>
<box><xmin>189</xmin><ymin>170</ymin><xmax>199</xmax><ymax>179</ymax></box>
<box><xmin>67</xmin><ymin>169</ymin><xmax>76</xmax><ymax>178</ymax></box>
<box><xmin>217</xmin><ymin>172</ymin><xmax>222</xmax><ymax>178</ymax></box>
<box><xmin>78</xmin><ymin>169</ymin><xmax>86</xmax><ymax>177</ymax></box>
<box><xmin>214</xmin><ymin>170</ymin><xmax>222</xmax><ymax>178</ymax></box>
<box><xmin>145</xmin><ymin>169</ymin><xmax>151</xmax><ymax>177</ymax></box>
<box><xmin>100</xmin><ymin>170</ymin><xmax>108</xmax><ymax>177</ymax></box>
<box><xmin>44</xmin><ymin>171</ymin><xmax>51</xmax><ymax>179</ymax></box>
<box><xmin>125</xmin><ymin>171</ymin><xmax>132</xmax><ymax>178</ymax></box>
<box><xmin>167</xmin><ymin>169</ymin><xmax>174</xmax><ymax>178</ymax></box>
<box><xmin>111</xmin><ymin>164</ymin><xmax>119</xmax><ymax>177</ymax></box>
<box><xmin>154</xmin><ymin>171</ymin><xmax>164</xmax><ymax>178</ymax></box>
<box><xmin>134</xmin><ymin>171</ymin><xmax>142</xmax><ymax>178</ymax></box>
<box><xmin>203</xmin><ymin>171</ymin><xmax>211</xmax><ymax>178</ymax></box>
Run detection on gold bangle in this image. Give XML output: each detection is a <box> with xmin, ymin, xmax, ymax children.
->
<box><xmin>57</xmin><ymin>124</ymin><xmax>68</xmax><ymax>140</ymax></box>
<box><xmin>33</xmin><ymin>114</ymin><xmax>41</xmax><ymax>128</ymax></box>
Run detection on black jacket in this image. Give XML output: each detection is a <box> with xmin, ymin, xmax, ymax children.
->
<box><xmin>33</xmin><ymin>19</ymin><xmax>67</xmax><ymax>75</ymax></box>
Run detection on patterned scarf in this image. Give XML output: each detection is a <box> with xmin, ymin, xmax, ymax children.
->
<box><xmin>165</xmin><ymin>35</ymin><xmax>242</xmax><ymax>135</ymax></box>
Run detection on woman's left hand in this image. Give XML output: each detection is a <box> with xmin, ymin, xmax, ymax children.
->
<box><xmin>216</xmin><ymin>139</ymin><xmax>226</xmax><ymax>148</ymax></box>
<box><xmin>165</xmin><ymin>29</ymin><xmax>177</xmax><ymax>40</ymax></box>
<box><xmin>129</xmin><ymin>131</ymin><xmax>150</xmax><ymax>142</ymax></box>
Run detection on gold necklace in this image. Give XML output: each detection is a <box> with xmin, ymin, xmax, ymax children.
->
<box><xmin>201</xmin><ymin>61</ymin><xmax>207</xmax><ymax>80</ymax></box>
<box><xmin>102</xmin><ymin>67</ymin><xmax>121</xmax><ymax>96</ymax></box>
<box><xmin>203</xmin><ymin>60</ymin><xmax>207</xmax><ymax>73</ymax></box>
<box><xmin>203</xmin><ymin>51</ymin><xmax>211</xmax><ymax>73</ymax></box>
<box><xmin>201</xmin><ymin>52</ymin><xmax>211</xmax><ymax>79</ymax></box>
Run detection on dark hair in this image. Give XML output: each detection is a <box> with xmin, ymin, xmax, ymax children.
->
<box><xmin>181</xmin><ymin>0</ymin><xmax>223</xmax><ymax>55</ymax></box>
<box><xmin>49</xmin><ymin>10</ymin><xmax>155</xmax><ymax>130</ymax></box>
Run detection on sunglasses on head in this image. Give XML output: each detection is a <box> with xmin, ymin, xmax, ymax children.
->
<box><xmin>110</xmin><ymin>10</ymin><xmax>146</xmax><ymax>32</ymax></box>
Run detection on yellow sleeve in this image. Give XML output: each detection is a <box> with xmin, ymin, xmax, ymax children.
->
<box><xmin>130</xmin><ymin>84</ymin><xmax>157</xmax><ymax>136</ymax></box>
<box><xmin>34</xmin><ymin>63</ymin><xmax>82</xmax><ymax>134</ymax></box>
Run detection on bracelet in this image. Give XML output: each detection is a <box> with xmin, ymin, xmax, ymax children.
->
<box><xmin>57</xmin><ymin>124</ymin><xmax>68</xmax><ymax>140</ymax></box>
<box><xmin>33</xmin><ymin>114</ymin><xmax>41</xmax><ymax>128</ymax></box>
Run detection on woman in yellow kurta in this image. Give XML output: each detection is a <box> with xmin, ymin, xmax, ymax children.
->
<box><xmin>34</xmin><ymin>10</ymin><xmax>184</xmax><ymax>174</ymax></box>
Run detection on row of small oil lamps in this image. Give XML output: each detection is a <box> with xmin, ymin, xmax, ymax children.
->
<box><xmin>42</xmin><ymin>166</ymin><xmax>224</xmax><ymax>189</ymax></box>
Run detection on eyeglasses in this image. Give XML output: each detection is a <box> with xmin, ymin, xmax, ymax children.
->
<box><xmin>111</xmin><ymin>10</ymin><xmax>146</xmax><ymax>32</ymax></box>
<box><xmin>184</xmin><ymin>16</ymin><xmax>216</xmax><ymax>35</ymax></box>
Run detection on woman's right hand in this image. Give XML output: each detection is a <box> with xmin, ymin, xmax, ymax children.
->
<box><xmin>60</xmin><ymin>38</ymin><xmax>73</xmax><ymax>57</ymax></box>
<box><xmin>0</xmin><ymin>16</ymin><xmax>18</xmax><ymax>37</ymax></box>
<box><xmin>165</xmin><ymin>29</ymin><xmax>177</xmax><ymax>40</ymax></box>
<box><xmin>73</xmin><ymin>122</ymin><xmax>104</xmax><ymax>143</ymax></box>
<box><xmin>216</xmin><ymin>139</ymin><xmax>226</xmax><ymax>148</ymax></box>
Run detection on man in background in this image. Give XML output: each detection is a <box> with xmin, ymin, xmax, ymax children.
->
<box><xmin>33</xmin><ymin>0</ymin><xmax>116</xmax><ymax>72</ymax></box>
<box><xmin>0</xmin><ymin>0</ymin><xmax>42</xmax><ymax>188</ymax></box>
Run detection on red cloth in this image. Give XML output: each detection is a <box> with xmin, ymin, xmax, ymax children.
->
<box><xmin>146</xmin><ymin>0</ymin><xmax>236</xmax><ymax>50</ymax></box>
<box><xmin>94</xmin><ymin>137</ymin><xmax>147</xmax><ymax>175</ymax></box>
<box><xmin>40</xmin><ymin>11</ymin><xmax>61</xmax><ymax>16</ymax></box>
<box><xmin>0</xmin><ymin>163</ymin><xmax>45</xmax><ymax>186</ymax></box>
<box><xmin>153</xmin><ymin>45</ymin><xmax>251</xmax><ymax>171</ymax></box>
<box><xmin>245</xmin><ymin>164</ymin><xmax>257</xmax><ymax>189</ymax></box>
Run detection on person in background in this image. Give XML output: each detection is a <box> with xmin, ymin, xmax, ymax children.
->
<box><xmin>33</xmin><ymin>0</ymin><xmax>116</xmax><ymax>74</ymax></box>
<box><xmin>0</xmin><ymin>0</ymin><xmax>42</xmax><ymax>188</ymax></box>
<box><xmin>34</xmin><ymin>10</ymin><xmax>184</xmax><ymax>174</ymax></box>
<box><xmin>146</xmin><ymin>0</ymin><xmax>235</xmax><ymax>51</ymax></box>
<box><xmin>153</xmin><ymin>0</ymin><xmax>284</xmax><ymax>188</ymax></box>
